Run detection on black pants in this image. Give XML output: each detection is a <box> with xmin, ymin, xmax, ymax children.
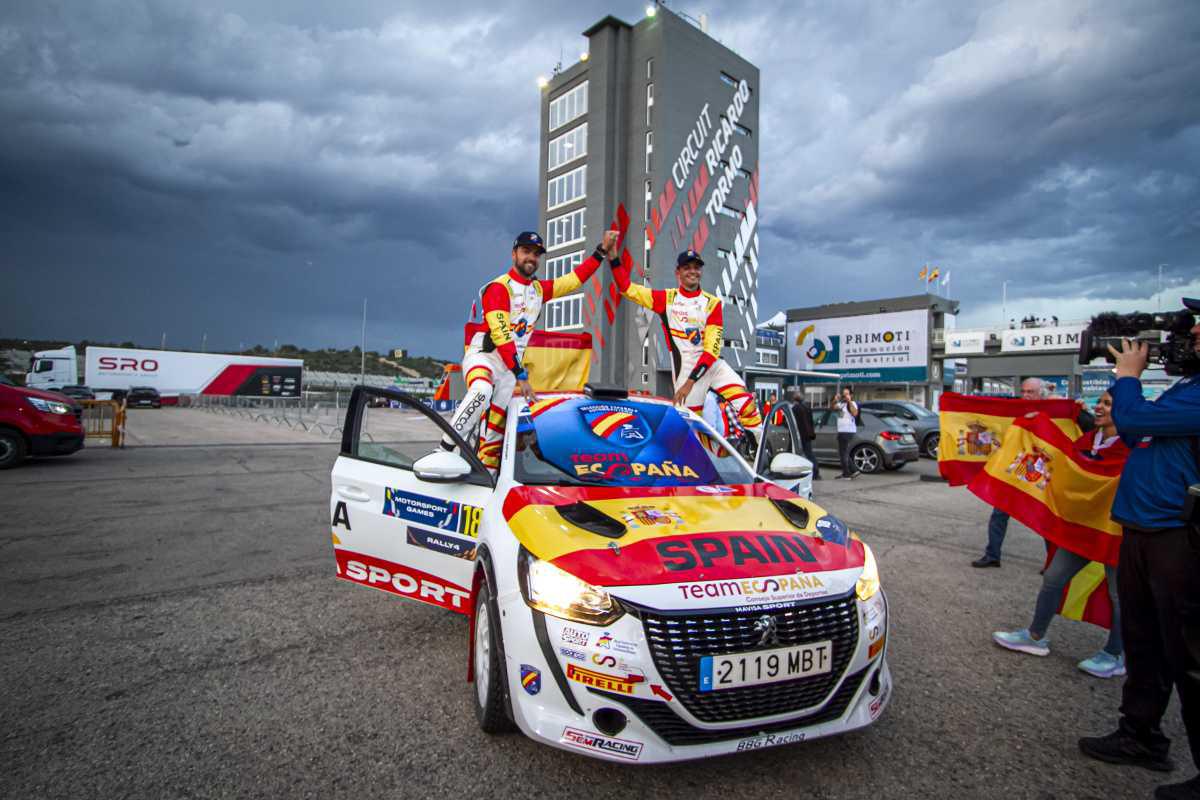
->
<box><xmin>1117</xmin><ymin>525</ymin><xmax>1200</xmax><ymax>769</ymax></box>
<box><xmin>837</xmin><ymin>432</ymin><xmax>854</xmax><ymax>477</ymax></box>
<box><xmin>800</xmin><ymin>438</ymin><xmax>820</xmax><ymax>478</ymax></box>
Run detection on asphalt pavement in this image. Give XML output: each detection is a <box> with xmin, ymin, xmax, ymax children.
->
<box><xmin>0</xmin><ymin>409</ymin><xmax>1188</xmax><ymax>799</ymax></box>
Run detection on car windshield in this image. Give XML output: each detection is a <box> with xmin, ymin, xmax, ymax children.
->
<box><xmin>899</xmin><ymin>402</ymin><xmax>935</xmax><ymax>418</ymax></box>
<box><xmin>513</xmin><ymin>395</ymin><xmax>756</xmax><ymax>487</ymax></box>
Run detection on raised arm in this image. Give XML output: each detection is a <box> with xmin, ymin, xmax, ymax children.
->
<box><xmin>541</xmin><ymin>231</ymin><xmax>620</xmax><ymax>300</ymax></box>
<box><xmin>610</xmin><ymin>253</ymin><xmax>666</xmax><ymax>313</ymax></box>
<box><xmin>1110</xmin><ymin>376</ymin><xmax>1200</xmax><ymax>437</ymax></box>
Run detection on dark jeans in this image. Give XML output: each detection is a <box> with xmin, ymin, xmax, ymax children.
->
<box><xmin>984</xmin><ymin>508</ymin><xmax>1010</xmax><ymax>561</ymax></box>
<box><xmin>1117</xmin><ymin>525</ymin><xmax>1200</xmax><ymax>769</ymax></box>
<box><xmin>1029</xmin><ymin>546</ymin><xmax>1122</xmax><ymax>656</ymax></box>
<box><xmin>801</xmin><ymin>438</ymin><xmax>820</xmax><ymax>478</ymax></box>
<box><xmin>836</xmin><ymin>432</ymin><xmax>854</xmax><ymax>477</ymax></box>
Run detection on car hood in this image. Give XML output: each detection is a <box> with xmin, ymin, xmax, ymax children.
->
<box><xmin>504</xmin><ymin>483</ymin><xmax>866</xmax><ymax>606</ymax></box>
<box><xmin>4</xmin><ymin>384</ymin><xmax>79</xmax><ymax>404</ymax></box>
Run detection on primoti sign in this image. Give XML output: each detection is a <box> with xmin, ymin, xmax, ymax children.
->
<box><xmin>1000</xmin><ymin>325</ymin><xmax>1085</xmax><ymax>353</ymax></box>
<box><xmin>86</xmin><ymin>347</ymin><xmax>303</xmax><ymax>398</ymax></box>
<box><xmin>786</xmin><ymin>310</ymin><xmax>929</xmax><ymax>383</ymax></box>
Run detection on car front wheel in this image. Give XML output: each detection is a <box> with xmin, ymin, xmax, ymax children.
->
<box><xmin>851</xmin><ymin>444</ymin><xmax>884</xmax><ymax>474</ymax></box>
<box><xmin>472</xmin><ymin>578</ymin><xmax>515</xmax><ymax>734</ymax></box>
<box><xmin>923</xmin><ymin>432</ymin><xmax>940</xmax><ymax>458</ymax></box>
<box><xmin>0</xmin><ymin>429</ymin><xmax>27</xmax><ymax>469</ymax></box>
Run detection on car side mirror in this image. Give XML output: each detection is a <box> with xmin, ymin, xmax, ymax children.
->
<box><xmin>768</xmin><ymin>452</ymin><xmax>812</xmax><ymax>478</ymax></box>
<box><xmin>412</xmin><ymin>450</ymin><xmax>473</xmax><ymax>483</ymax></box>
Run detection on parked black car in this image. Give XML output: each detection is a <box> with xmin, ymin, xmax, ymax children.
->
<box><xmin>127</xmin><ymin>386</ymin><xmax>162</xmax><ymax>408</ymax></box>
<box><xmin>857</xmin><ymin>400</ymin><xmax>941</xmax><ymax>457</ymax></box>
<box><xmin>58</xmin><ymin>385</ymin><xmax>96</xmax><ymax>401</ymax></box>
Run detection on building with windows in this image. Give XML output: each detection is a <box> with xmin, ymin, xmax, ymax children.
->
<box><xmin>783</xmin><ymin>294</ymin><xmax>960</xmax><ymax>409</ymax></box>
<box><xmin>537</xmin><ymin>5</ymin><xmax>761</xmax><ymax>393</ymax></box>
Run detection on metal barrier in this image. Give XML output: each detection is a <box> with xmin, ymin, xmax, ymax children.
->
<box><xmin>79</xmin><ymin>400</ymin><xmax>127</xmax><ymax>448</ymax></box>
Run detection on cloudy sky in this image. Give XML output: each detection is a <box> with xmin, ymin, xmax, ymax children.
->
<box><xmin>2</xmin><ymin>0</ymin><xmax>1198</xmax><ymax>358</ymax></box>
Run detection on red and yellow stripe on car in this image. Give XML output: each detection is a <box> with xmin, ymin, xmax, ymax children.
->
<box><xmin>589</xmin><ymin>410</ymin><xmax>636</xmax><ymax>439</ymax></box>
<box><xmin>503</xmin><ymin>484</ymin><xmax>864</xmax><ymax>587</ymax></box>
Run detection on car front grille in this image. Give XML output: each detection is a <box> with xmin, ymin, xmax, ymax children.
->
<box><xmin>634</xmin><ymin>592</ymin><xmax>859</xmax><ymax>723</ymax></box>
<box><xmin>589</xmin><ymin>664</ymin><xmax>871</xmax><ymax>746</ymax></box>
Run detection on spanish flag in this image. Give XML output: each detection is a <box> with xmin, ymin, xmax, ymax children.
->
<box><xmin>462</xmin><ymin>326</ymin><xmax>592</xmax><ymax>392</ymax></box>
<box><xmin>937</xmin><ymin>393</ymin><xmax>1081</xmax><ymax>485</ymax></box>
<box><xmin>928</xmin><ymin>268</ymin><xmax>940</xmax><ymax>283</ymax></box>
<box><xmin>1051</xmin><ymin>545</ymin><xmax>1114</xmax><ymax>629</ymax></box>
<box><xmin>918</xmin><ymin>266</ymin><xmax>928</xmax><ymax>281</ymax></box>
<box><xmin>523</xmin><ymin>330</ymin><xmax>592</xmax><ymax>392</ymax></box>
<box><xmin>966</xmin><ymin>414</ymin><xmax>1124</xmax><ymax>565</ymax></box>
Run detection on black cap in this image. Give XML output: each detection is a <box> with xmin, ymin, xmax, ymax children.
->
<box><xmin>1183</xmin><ymin>297</ymin><xmax>1200</xmax><ymax>313</ymax></box>
<box><xmin>513</xmin><ymin>231</ymin><xmax>546</xmax><ymax>255</ymax></box>
<box><xmin>676</xmin><ymin>249</ymin><xmax>704</xmax><ymax>268</ymax></box>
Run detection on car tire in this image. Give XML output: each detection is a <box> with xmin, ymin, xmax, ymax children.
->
<box><xmin>472</xmin><ymin>578</ymin><xmax>515</xmax><ymax>734</ymax></box>
<box><xmin>850</xmin><ymin>444</ymin><xmax>884</xmax><ymax>474</ymax></box>
<box><xmin>923</xmin><ymin>432</ymin><xmax>940</xmax><ymax>458</ymax></box>
<box><xmin>0</xmin><ymin>429</ymin><xmax>27</xmax><ymax>469</ymax></box>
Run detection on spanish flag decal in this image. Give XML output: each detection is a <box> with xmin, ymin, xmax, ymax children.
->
<box><xmin>590</xmin><ymin>410</ymin><xmax>637</xmax><ymax>439</ymax></box>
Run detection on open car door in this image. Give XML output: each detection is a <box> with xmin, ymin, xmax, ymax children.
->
<box><xmin>755</xmin><ymin>402</ymin><xmax>814</xmax><ymax>498</ymax></box>
<box><xmin>329</xmin><ymin>387</ymin><xmax>494</xmax><ymax>615</ymax></box>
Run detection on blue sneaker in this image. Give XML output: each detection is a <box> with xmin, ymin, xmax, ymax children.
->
<box><xmin>1078</xmin><ymin>651</ymin><xmax>1125</xmax><ymax>678</ymax></box>
<box><xmin>992</xmin><ymin>628</ymin><xmax>1050</xmax><ymax>656</ymax></box>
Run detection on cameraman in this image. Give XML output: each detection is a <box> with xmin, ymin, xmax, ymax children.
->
<box><xmin>1079</xmin><ymin>300</ymin><xmax>1200</xmax><ymax>800</ymax></box>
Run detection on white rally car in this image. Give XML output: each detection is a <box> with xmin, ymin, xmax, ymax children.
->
<box><xmin>329</xmin><ymin>385</ymin><xmax>889</xmax><ymax>763</ymax></box>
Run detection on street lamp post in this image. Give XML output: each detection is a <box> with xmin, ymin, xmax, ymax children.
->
<box><xmin>1001</xmin><ymin>280</ymin><xmax>1010</xmax><ymax>326</ymax></box>
<box><xmin>360</xmin><ymin>298</ymin><xmax>367</xmax><ymax>385</ymax></box>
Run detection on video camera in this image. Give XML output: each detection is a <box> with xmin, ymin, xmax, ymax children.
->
<box><xmin>1078</xmin><ymin>308</ymin><xmax>1198</xmax><ymax>376</ymax></box>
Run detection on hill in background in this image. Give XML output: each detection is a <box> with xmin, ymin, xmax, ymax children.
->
<box><xmin>0</xmin><ymin>338</ymin><xmax>450</xmax><ymax>381</ymax></box>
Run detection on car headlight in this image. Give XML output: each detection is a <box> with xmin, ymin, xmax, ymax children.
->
<box><xmin>28</xmin><ymin>397</ymin><xmax>72</xmax><ymax>415</ymax></box>
<box><xmin>518</xmin><ymin>549</ymin><xmax>623</xmax><ymax>626</ymax></box>
<box><xmin>856</xmin><ymin>542</ymin><xmax>881</xmax><ymax>602</ymax></box>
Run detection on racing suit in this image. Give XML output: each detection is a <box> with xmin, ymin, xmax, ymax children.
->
<box><xmin>443</xmin><ymin>245</ymin><xmax>608</xmax><ymax>470</ymax></box>
<box><xmin>611</xmin><ymin>261</ymin><xmax>762</xmax><ymax>436</ymax></box>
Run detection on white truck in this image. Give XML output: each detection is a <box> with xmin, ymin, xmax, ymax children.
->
<box><xmin>26</xmin><ymin>346</ymin><xmax>304</xmax><ymax>402</ymax></box>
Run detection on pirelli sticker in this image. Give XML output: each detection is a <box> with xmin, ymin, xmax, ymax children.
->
<box><xmin>565</xmin><ymin>663</ymin><xmax>644</xmax><ymax>695</ymax></box>
<box><xmin>382</xmin><ymin>487</ymin><xmax>482</xmax><ymax>538</ymax></box>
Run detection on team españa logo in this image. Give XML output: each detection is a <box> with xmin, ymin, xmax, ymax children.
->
<box><xmin>955</xmin><ymin>420</ymin><xmax>999</xmax><ymax>457</ymax></box>
<box><xmin>795</xmin><ymin>324</ymin><xmax>840</xmax><ymax>364</ymax></box>
<box><xmin>1005</xmin><ymin>446</ymin><xmax>1054</xmax><ymax>490</ymax></box>
<box><xmin>580</xmin><ymin>403</ymin><xmax>651</xmax><ymax>447</ymax></box>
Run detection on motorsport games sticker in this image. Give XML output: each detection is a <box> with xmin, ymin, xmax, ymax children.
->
<box><xmin>382</xmin><ymin>487</ymin><xmax>481</xmax><ymax>537</ymax></box>
<box><xmin>561</xmin><ymin>727</ymin><xmax>643</xmax><ymax>761</ymax></box>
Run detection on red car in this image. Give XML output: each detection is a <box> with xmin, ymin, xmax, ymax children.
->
<box><xmin>0</xmin><ymin>382</ymin><xmax>85</xmax><ymax>469</ymax></box>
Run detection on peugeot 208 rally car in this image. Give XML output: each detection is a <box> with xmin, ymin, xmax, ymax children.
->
<box><xmin>329</xmin><ymin>385</ymin><xmax>890</xmax><ymax>763</ymax></box>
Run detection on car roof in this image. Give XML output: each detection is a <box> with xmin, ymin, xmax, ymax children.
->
<box><xmin>509</xmin><ymin>390</ymin><xmax>672</xmax><ymax>411</ymax></box>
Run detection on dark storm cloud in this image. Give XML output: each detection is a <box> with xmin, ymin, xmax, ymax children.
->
<box><xmin>710</xmin><ymin>0</ymin><xmax>1200</xmax><ymax>319</ymax></box>
<box><xmin>2</xmin><ymin>0</ymin><xmax>1199</xmax><ymax>355</ymax></box>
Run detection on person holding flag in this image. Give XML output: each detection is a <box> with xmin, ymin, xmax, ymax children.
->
<box><xmin>439</xmin><ymin>228</ymin><xmax>620</xmax><ymax>471</ymax></box>
<box><xmin>990</xmin><ymin>390</ymin><xmax>1129</xmax><ymax>678</ymax></box>
<box><xmin>609</xmin><ymin>249</ymin><xmax>763</xmax><ymax>445</ymax></box>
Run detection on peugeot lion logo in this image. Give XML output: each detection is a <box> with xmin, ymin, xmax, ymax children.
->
<box><xmin>753</xmin><ymin>615</ymin><xmax>779</xmax><ymax>647</ymax></box>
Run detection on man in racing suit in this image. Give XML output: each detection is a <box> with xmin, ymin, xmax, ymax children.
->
<box><xmin>611</xmin><ymin>248</ymin><xmax>763</xmax><ymax>445</ymax></box>
<box><xmin>441</xmin><ymin>229</ymin><xmax>620</xmax><ymax>471</ymax></box>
